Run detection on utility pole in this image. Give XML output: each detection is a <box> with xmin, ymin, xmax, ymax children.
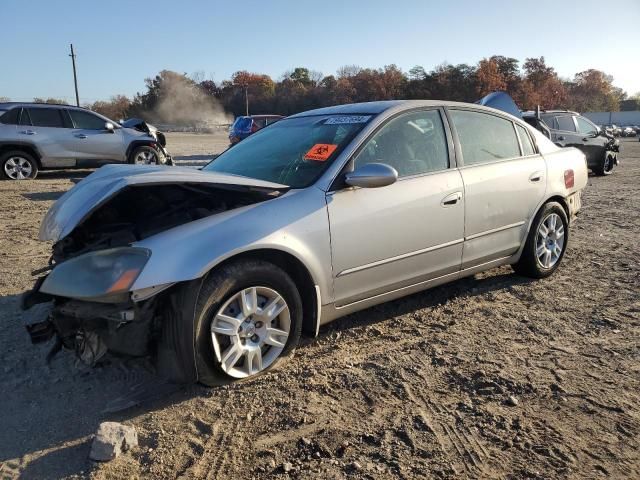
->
<box><xmin>244</xmin><ymin>84</ymin><xmax>249</xmax><ymax>116</ymax></box>
<box><xmin>69</xmin><ymin>44</ymin><xmax>80</xmax><ymax>106</ymax></box>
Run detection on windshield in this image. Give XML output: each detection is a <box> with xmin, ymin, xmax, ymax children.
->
<box><xmin>206</xmin><ymin>114</ymin><xmax>372</xmax><ymax>188</ymax></box>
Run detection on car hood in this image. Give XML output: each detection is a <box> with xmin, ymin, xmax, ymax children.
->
<box><xmin>39</xmin><ymin>164</ymin><xmax>289</xmax><ymax>242</ymax></box>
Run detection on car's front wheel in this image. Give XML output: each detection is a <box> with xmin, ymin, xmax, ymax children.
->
<box><xmin>1</xmin><ymin>150</ymin><xmax>39</xmax><ymax>180</ymax></box>
<box><xmin>594</xmin><ymin>152</ymin><xmax>614</xmax><ymax>176</ymax></box>
<box><xmin>513</xmin><ymin>201</ymin><xmax>569</xmax><ymax>279</ymax></box>
<box><xmin>130</xmin><ymin>146</ymin><xmax>161</xmax><ymax>165</ymax></box>
<box><xmin>193</xmin><ymin>259</ymin><xmax>302</xmax><ymax>385</ymax></box>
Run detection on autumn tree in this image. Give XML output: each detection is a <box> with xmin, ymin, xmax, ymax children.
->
<box><xmin>476</xmin><ymin>58</ymin><xmax>507</xmax><ymax>96</ymax></box>
<box><xmin>521</xmin><ymin>57</ymin><xmax>567</xmax><ymax>109</ymax></box>
<box><xmin>567</xmin><ymin>69</ymin><xmax>623</xmax><ymax>112</ymax></box>
<box><xmin>89</xmin><ymin>95</ymin><xmax>131</xmax><ymax>121</ymax></box>
<box><xmin>33</xmin><ymin>97</ymin><xmax>68</xmax><ymax>104</ymax></box>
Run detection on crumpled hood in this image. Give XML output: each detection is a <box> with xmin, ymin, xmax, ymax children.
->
<box><xmin>39</xmin><ymin>164</ymin><xmax>288</xmax><ymax>242</ymax></box>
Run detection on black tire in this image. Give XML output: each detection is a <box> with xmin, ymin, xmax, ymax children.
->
<box><xmin>513</xmin><ymin>202</ymin><xmax>569</xmax><ymax>279</ymax></box>
<box><xmin>594</xmin><ymin>152</ymin><xmax>614</xmax><ymax>176</ymax></box>
<box><xmin>0</xmin><ymin>150</ymin><xmax>39</xmax><ymax>180</ymax></box>
<box><xmin>129</xmin><ymin>145</ymin><xmax>162</xmax><ymax>165</ymax></box>
<box><xmin>193</xmin><ymin>259</ymin><xmax>303</xmax><ymax>386</ymax></box>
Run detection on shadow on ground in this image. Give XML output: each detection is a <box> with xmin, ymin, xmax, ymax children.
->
<box><xmin>22</xmin><ymin>191</ymin><xmax>65</xmax><ymax>202</ymax></box>
<box><xmin>2</xmin><ymin>267</ymin><xmax>532</xmax><ymax>478</ymax></box>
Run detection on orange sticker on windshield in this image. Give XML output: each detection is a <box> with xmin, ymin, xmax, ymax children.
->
<box><xmin>304</xmin><ymin>143</ymin><xmax>337</xmax><ymax>161</ymax></box>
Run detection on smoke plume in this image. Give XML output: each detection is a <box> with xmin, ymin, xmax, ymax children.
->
<box><xmin>150</xmin><ymin>75</ymin><xmax>232</xmax><ymax>128</ymax></box>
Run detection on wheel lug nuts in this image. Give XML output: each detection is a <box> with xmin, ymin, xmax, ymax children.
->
<box><xmin>255</xmin><ymin>321</ymin><xmax>263</xmax><ymax>328</ymax></box>
<box><xmin>251</xmin><ymin>334</ymin><xmax>259</xmax><ymax>342</ymax></box>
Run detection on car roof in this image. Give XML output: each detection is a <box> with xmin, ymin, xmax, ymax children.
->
<box><xmin>288</xmin><ymin>99</ymin><xmax>516</xmax><ymax>118</ymax></box>
<box><xmin>235</xmin><ymin>114</ymin><xmax>283</xmax><ymax>120</ymax></box>
<box><xmin>522</xmin><ymin>109</ymin><xmax>580</xmax><ymax>117</ymax></box>
<box><xmin>0</xmin><ymin>102</ymin><xmax>86</xmax><ymax>111</ymax></box>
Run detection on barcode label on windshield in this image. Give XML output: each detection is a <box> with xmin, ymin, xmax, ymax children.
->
<box><xmin>324</xmin><ymin>116</ymin><xmax>371</xmax><ymax>125</ymax></box>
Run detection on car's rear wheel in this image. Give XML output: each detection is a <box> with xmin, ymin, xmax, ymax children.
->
<box><xmin>513</xmin><ymin>202</ymin><xmax>568</xmax><ymax>279</ymax></box>
<box><xmin>594</xmin><ymin>152</ymin><xmax>614</xmax><ymax>176</ymax></box>
<box><xmin>193</xmin><ymin>259</ymin><xmax>302</xmax><ymax>385</ymax></box>
<box><xmin>1</xmin><ymin>150</ymin><xmax>38</xmax><ymax>180</ymax></box>
<box><xmin>130</xmin><ymin>146</ymin><xmax>160</xmax><ymax>165</ymax></box>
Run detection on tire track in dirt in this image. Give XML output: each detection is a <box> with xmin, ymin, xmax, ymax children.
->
<box><xmin>398</xmin><ymin>351</ymin><xmax>492</xmax><ymax>478</ymax></box>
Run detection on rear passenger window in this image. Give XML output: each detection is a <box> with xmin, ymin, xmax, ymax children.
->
<box><xmin>449</xmin><ymin>110</ymin><xmax>520</xmax><ymax>165</ymax></box>
<box><xmin>28</xmin><ymin>108</ymin><xmax>64</xmax><ymax>128</ymax></box>
<box><xmin>541</xmin><ymin>115</ymin><xmax>557</xmax><ymax>130</ymax></box>
<box><xmin>556</xmin><ymin>116</ymin><xmax>576</xmax><ymax>132</ymax></box>
<box><xmin>516</xmin><ymin>124</ymin><xmax>535</xmax><ymax>156</ymax></box>
<box><xmin>0</xmin><ymin>108</ymin><xmax>19</xmax><ymax>124</ymax></box>
<box><xmin>354</xmin><ymin>109</ymin><xmax>449</xmax><ymax>177</ymax></box>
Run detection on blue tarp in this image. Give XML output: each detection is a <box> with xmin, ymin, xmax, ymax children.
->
<box><xmin>476</xmin><ymin>92</ymin><xmax>522</xmax><ymax>119</ymax></box>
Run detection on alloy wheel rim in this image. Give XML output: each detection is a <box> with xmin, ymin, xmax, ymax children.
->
<box><xmin>4</xmin><ymin>157</ymin><xmax>33</xmax><ymax>180</ymax></box>
<box><xmin>210</xmin><ymin>286</ymin><xmax>290</xmax><ymax>378</ymax></box>
<box><xmin>134</xmin><ymin>150</ymin><xmax>157</xmax><ymax>165</ymax></box>
<box><xmin>535</xmin><ymin>213</ymin><xmax>565</xmax><ymax>269</ymax></box>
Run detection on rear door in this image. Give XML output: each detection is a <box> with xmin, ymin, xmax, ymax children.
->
<box><xmin>447</xmin><ymin>109</ymin><xmax>546</xmax><ymax>268</ymax></box>
<box><xmin>24</xmin><ymin>107</ymin><xmax>76</xmax><ymax>167</ymax></box>
<box><xmin>327</xmin><ymin>108</ymin><xmax>464</xmax><ymax>306</ymax></box>
<box><xmin>64</xmin><ymin>109</ymin><xmax>125</xmax><ymax>165</ymax></box>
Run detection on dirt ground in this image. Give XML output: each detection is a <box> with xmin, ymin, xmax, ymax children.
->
<box><xmin>0</xmin><ymin>136</ymin><xmax>638</xmax><ymax>480</ymax></box>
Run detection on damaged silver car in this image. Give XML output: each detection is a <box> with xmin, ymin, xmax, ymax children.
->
<box><xmin>23</xmin><ymin>100</ymin><xmax>588</xmax><ymax>384</ymax></box>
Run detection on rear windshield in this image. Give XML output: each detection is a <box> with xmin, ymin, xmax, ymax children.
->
<box><xmin>206</xmin><ymin>114</ymin><xmax>373</xmax><ymax>188</ymax></box>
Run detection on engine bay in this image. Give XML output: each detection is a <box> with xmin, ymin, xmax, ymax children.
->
<box><xmin>51</xmin><ymin>183</ymin><xmax>278</xmax><ymax>263</ymax></box>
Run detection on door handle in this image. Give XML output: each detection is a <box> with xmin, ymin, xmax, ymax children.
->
<box><xmin>20</xmin><ymin>130</ymin><xmax>36</xmax><ymax>135</ymax></box>
<box><xmin>529</xmin><ymin>171</ymin><xmax>543</xmax><ymax>182</ymax></box>
<box><xmin>441</xmin><ymin>191</ymin><xmax>462</xmax><ymax>206</ymax></box>
<box><xmin>582</xmin><ymin>137</ymin><xmax>588</xmax><ymax>142</ymax></box>
<box><xmin>75</xmin><ymin>134</ymin><xmax>87</xmax><ymax>139</ymax></box>
<box><xmin>557</xmin><ymin>135</ymin><xmax>565</xmax><ymax>141</ymax></box>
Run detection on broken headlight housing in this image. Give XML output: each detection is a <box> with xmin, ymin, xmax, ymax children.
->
<box><xmin>40</xmin><ymin>247</ymin><xmax>151</xmax><ymax>302</ymax></box>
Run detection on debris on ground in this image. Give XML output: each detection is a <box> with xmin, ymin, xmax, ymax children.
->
<box><xmin>89</xmin><ymin>422</ymin><xmax>138</xmax><ymax>462</ymax></box>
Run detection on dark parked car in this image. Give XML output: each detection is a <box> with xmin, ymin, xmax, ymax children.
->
<box><xmin>620</xmin><ymin>126</ymin><xmax>636</xmax><ymax>137</ymax></box>
<box><xmin>228</xmin><ymin>115</ymin><xmax>284</xmax><ymax>145</ymax></box>
<box><xmin>523</xmin><ymin>110</ymin><xmax>619</xmax><ymax>176</ymax></box>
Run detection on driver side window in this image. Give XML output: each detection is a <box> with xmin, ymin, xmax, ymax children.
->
<box><xmin>354</xmin><ymin>110</ymin><xmax>449</xmax><ymax>177</ymax></box>
<box><xmin>575</xmin><ymin>116</ymin><xmax>597</xmax><ymax>136</ymax></box>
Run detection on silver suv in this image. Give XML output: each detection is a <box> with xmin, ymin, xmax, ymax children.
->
<box><xmin>0</xmin><ymin>103</ymin><xmax>172</xmax><ymax>180</ymax></box>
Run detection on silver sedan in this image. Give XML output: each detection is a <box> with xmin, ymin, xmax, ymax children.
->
<box><xmin>25</xmin><ymin>100</ymin><xmax>588</xmax><ymax>383</ymax></box>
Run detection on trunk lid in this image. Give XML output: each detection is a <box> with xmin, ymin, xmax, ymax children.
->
<box><xmin>39</xmin><ymin>164</ymin><xmax>288</xmax><ymax>242</ymax></box>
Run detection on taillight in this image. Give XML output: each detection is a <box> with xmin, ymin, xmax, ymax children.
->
<box><xmin>564</xmin><ymin>169</ymin><xmax>574</xmax><ymax>188</ymax></box>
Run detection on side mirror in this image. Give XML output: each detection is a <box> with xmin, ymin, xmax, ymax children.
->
<box><xmin>345</xmin><ymin>163</ymin><xmax>398</xmax><ymax>188</ymax></box>
<box><xmin>104</xmin><ymin>122</ymin><xmax>115</xmax><ymax>132</ymax></box>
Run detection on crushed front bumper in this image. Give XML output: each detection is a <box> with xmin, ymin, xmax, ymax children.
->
<box><xmin>21</xmin><ymin>278</ymin><xmax>155</xmax><ymax>364</ymax></box>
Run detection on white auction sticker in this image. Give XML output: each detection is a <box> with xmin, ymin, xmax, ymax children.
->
<box><xmin>324</xmin><ymin>115</ymin><xmax>371</xmax><ymax>125</ymax></box>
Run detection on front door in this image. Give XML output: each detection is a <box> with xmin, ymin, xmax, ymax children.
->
<box><xmin>447</xmin><ymin>109</ymin><xmax>546</xmax><ymax>268</ymax></box>
<box><xmin>574</xmin><ymin>115</ymin><xmax>607</xmax><ymax>167</ymax></box>
<box><xmin>64</xmin><ymin>109</ymin><xmax>125</xmax><ymax>165</ymax></box>
<box><xmin>327</xmin><ymin>109</ymin><xmax>464</xmax><ymax>306</ymax></box>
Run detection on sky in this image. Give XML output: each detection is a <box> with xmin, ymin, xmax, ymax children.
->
<box><xmin>1</xmin><ymin>0</ymin><xmax>639</xmax><ymax>104</ymax></box>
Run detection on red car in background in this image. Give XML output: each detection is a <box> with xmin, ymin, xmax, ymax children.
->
<box><xmin>228</xmin><ymin>115</ymin><xmax>284</xmax><ymax>145</ymax></box>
